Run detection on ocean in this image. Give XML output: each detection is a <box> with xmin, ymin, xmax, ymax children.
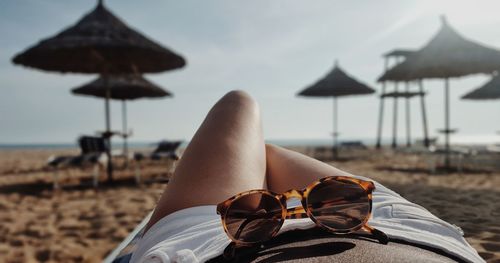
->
<box><xmin>1</xmin><ymin>135</ymin><xmax>498</xmax><ymax>150</ymax></box>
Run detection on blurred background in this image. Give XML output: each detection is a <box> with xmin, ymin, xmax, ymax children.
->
<box><xmin>1</xmin><ymin>0</ymin><xmax>499</xmax><ymax>145</ymax></box>
<box><xmin>1</xmin><ymin>1</ymin><xmax>499</xmax><ymax>262</ymax></box>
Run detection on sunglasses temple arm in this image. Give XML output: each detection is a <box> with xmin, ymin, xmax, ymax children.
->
<box><xmin>284</xmin><ymin>212</ymin><xmax>388</xmax><ymax>245</ymax></box>
<box><xmin>284</xmin><ymin>211</ymin><xmax>388</xmax><ymax>245</ymax></box>
<box><xmin>233</xmin><ymin>213</ymin><xmax>282</xmax><ymax>239</ymax></box>
<box><xmin>233</xmin><ymin>218</ymin><xmax>252</xmax><ymax>240</ymax></box>
<box><xmin>363</xmin><ymin>224</ymin><xmax>389</xmax><ymax>245</ymax></box>
<box><xmin>223</xmin><ymin>242</ymin><xmax>237</xmax><ymax>260</ymax></box>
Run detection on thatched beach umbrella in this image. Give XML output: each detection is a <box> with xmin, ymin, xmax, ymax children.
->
<box><xmin>378</xmin><ymin>16</ymin><xmax>500</xmax><ymax>168</ymax></box>
<box><xmin>462</xmin><ymin>74</ymin><xmax>500</xmax><ymax>134</ymax></box>
<box><xmin>376</xmin><ymin>49</ymin><xmax>431</xmax><ymax>149</ymax></box>
<box><xmin>383</xmin><ymin>49</ymin><xmax>415</xmax><ymax>58</ymax></box>
<box><xmin>298</xmin><ymin>61</ymin><xmax>375</xmax><ymax>159</ymax></box>
<box><xmin>462</xmin><ymin>74</ymin><xmax>500</xmax><ymax>100</ymax></box>
<box><xmin>12</xmin><ymin>0</ymin><xmax>186</xmax><ymax>181</ymax></box>
<box><xmin>381</xmin><ymin>90</ymin><xmax>427</xmax><ymax>147</ymax></box>
<box><xmin>12</xmin><ymin>0</ymin><xmax>185</xmax><ymax>74</ymax></box>
<box><xmin>72</xmin><ymin>74</ymin><xmax>171</xmax><ymax>164</ymax></box>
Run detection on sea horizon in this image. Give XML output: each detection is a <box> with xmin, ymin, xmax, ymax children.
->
<box><xmin>1</xmin><ymin>134</ymin><xmax>498</xmax><ymax>150</ymax></box>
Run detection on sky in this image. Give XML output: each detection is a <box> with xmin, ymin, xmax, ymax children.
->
<box><xmin>1</xmin><ymin>0</ymin><xmax>500</xmax><ymax>144</ymax></box>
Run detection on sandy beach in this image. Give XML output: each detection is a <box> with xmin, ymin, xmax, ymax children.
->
<box><xmin>0</xmin><ymin>147</ymin><xmax>498</xmax><ymax>262</ymax></box>
<box><xmin>4</xmin><ymin>1</ymin><xmax>500</xmax><ymax>262</ymax></box>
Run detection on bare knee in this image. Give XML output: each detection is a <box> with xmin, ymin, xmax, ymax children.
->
<box><xmin>223</xmin><ymin>90</ymin><xmax>253</xmax><ymax>101</ymax></box>
<box><xmin>214</xmin><ymin>90</ymin><xmax>259</xmax><ymax>114</ymax></box>
<box><xmin>265</xmin><ymin>144</ymin><xmax>279</xmax><ymax>159</ymax></box>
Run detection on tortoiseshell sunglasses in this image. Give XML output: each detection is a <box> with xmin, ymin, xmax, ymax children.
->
<box><xmin>217</xmin><ymin>176</ymin><xmax>388</xmax><ymax>254</ymax></box>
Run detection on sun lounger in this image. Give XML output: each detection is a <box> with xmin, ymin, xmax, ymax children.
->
<box><xmin>309</xmin><ymin>142</ymin><xmax>368</xmax><ymax>161</ymax></box>
<box><xmin>424</xmin><ymin>147</ymin><xmax>469</xmax><ymax>173</ymax></box>
<box><xmin>414</xmin><ymin>137</ymin><xmax>438</xmax><ymax>147</ymax></box>
<box><xmin>133</xmin><ymin>140</ymin><xmax>183</xmax><ymax>183</ymax></box>
<box><xmin>309</xmin><ymin>146</ymin><xmax>332</xmax><ymax>160</ymax></box>
<box><xmin>103</xmin><ymin>213</ymin><xmax>152</xmax><ymax>263</ymax></box>
<box><xmin>339</xmin><ymin>141</ymin><xmax>367</xmax><ymax>149</ymax></box>
<box><xmin>486</xmin><ymin>144</ymin><xmax>500</xmax><ymax>153</ymax></box>
<box><xmin>47</xmin><ymin>136</ymin><xmax>108</xmax><ymax>189</ymax></box>
<box><xmin>462</xmin><ymin>145</ymin><xmax>500</xmax><ymax>172</ymax></box>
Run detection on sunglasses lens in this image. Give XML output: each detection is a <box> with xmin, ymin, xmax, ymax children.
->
<box><xmin>224</xmin><ymin>192</ymin><xmax>283</xmax><ymax>243</ymax></box>
<box><xmin>307</xmin><ymin>179</ymin><xmax>370</xmax><ymax>231</ymax></box>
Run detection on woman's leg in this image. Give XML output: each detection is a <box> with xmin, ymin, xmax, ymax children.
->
<box><xmin>264</xmin><ymin>144</ymin><xmax>390</xmax><ymax>243</ymax></box>
<box><xmin>265</xmin><ymin>144</ymin><xmax>352</xmax><ymax>193</ymax></box>
<box><xmin>145</xmin><ymin>90</ymin><xmax>267</xmax><ymax>232</ymax></box>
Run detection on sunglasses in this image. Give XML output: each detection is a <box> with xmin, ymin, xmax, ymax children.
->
<box><xmin>216</xmin><ymin>176</ymin><xmax>388</xmax><ymax>258</ymax></box>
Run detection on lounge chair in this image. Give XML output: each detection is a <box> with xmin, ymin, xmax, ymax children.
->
<box><xmin>425</xmin><ymin>147</ymin><xmax>470</xmax><ymax>173</ymax></box>
<box><xmin>486</xmin><ymin>144</ymin><xmax>500</xmax><ymax>153</ymax></box>
<box><xmin>309</xmin><ymin>146</ymin><xmax>332</xmax><ymax>160</ymax></box>
<box><xmin>464</xmin><ymin>145</ymin><xmax>500</xmax><ymax>172</ymax></box>
<box><xmin>339</xmin><ymin>140</ymin><xmax>367</xmax><ymax>149</ymax></box>
<box><xmin>47</xmin><ymin>136</ymin><xmax>108</xmax><ymax>189</ymax></box>
<box><xmin>309</xmin><ymin>142</ymin><xmax>368</xmax><ymax>161</ymax></box>
<box><xmin>133</xmin><ymin>140</ymin><xmax>183</xmax><ymax>183</ymax></box>
<box><xmin>104</xmin><ymin>213</ymin><xmax>152</xmax><ymax>263</ymax></box>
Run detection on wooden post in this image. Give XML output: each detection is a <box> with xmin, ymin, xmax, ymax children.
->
<box><xmin>405</xmin><ymin>82</ymin><xmax>411</xmax><ymax>147</ymax></box>
<box><xmin>376</xmin><ymin>57</ymin><xmax>389</xmax><ymax>149</ymax></box>
<box><xmin>122</xmin><ymin>100</ymin><xmax>129</xmax><ymax>167</ymax></box>
<box><xmin>418</xmin><ymin>80</ymin><xmax>430</xmax><ymax>147</ymax></box>
<box><xmin>104</xmin><ymin>86</ymin><xmax>113</xmax><ymax>182</ymax></box>
<box><xmin>332</xmin><ymin>97</ymin><xmax>339</xmax><ymax>159</ymax></box>
<box><xmin>392</xmin><ymin>82</ymin><xmax>399</xmax><ymax>148</ymax></box>
<box><xmin>444</xmin><ymin>78</ymin><xmax>451</xmax><ymax>169</ymax></box>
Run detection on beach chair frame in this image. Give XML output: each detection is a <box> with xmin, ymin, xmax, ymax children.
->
<box><xmin>133</xmin><ymin>141</ymin><xmax>182</xmax><ymax>183</ymax></box>
<box><xmin>47</xmin><ymin>136</ymin><xmax>109</xmax><ymax>189</ymax></box>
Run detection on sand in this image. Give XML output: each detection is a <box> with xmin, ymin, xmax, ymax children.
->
<box><xmin>0</xmin><ymin>147</ymin><xmax>499</xmax><ymax>262</ymax></box>
<box><xmin>328</xmin><ymin>149</ymin><xmax>500</xmax><ymax>262</ymax></box>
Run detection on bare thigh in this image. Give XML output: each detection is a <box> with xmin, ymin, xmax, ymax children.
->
<box><xmin>145</xmin><ymin>90</ymin><xmax>267</xmax><ymax>232</ymax></box>
<box><xmin>265</xmin><ymin>144</ymin><xmax>352</xmax><ymax>193</ymax></box>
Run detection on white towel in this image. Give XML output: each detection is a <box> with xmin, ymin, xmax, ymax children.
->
<box><xmin>130</xmin><ymin>177</ymin><xmax>484</xmax><ymax>263</ymax></box>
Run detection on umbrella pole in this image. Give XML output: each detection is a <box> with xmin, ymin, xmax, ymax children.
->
<box><xmin>418</xmin><ymin>80</ymin><xmax>430</xmax><ymax>148</ymax></box>
<box><xmin>376</xmin><ymin>57</ymin><xmax>389</xmax><ymax>149</ymax></box>
<box><xmin>122</xmin><ymin>100</ymin><xmax>128</xmax><ymax>167</ymax></box>
<box><xmin>333</xmin><ymin>97</ymin><xmax>338</xmax><ymax>159</ymax></box>
<box><xmin>405</xmin><ymin>82</ymin><xmax>411</xmax><ymax>147</ymax></box>
<box><xmin>105</xmin><ymin>88</ymin><xmax>113</xmax><ymax>182</ymax></box>
<box><xmin>392</xmin><ymin>82</ymin><xmax>399</xmax><ymax>148</ymax></box>
<box><xmin>444</xmin><ymin>78</ymin><xmax>451</xmax><ymax>169</ymax></box>
<box><xmin>376</xmin><ymin>83</ymin><xmax>386</xmax><ymax>149</ymax></box>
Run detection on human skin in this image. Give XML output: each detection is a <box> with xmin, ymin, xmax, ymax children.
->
<box><xmin>144</xmin><ymin>90</ymin><xmax>347</xmax><ymax>232</ymax></box>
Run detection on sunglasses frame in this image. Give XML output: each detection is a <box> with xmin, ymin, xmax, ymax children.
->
<box><xmin>216</xmin><ymin>176</ymin><xmax>387</xmax><ymax>246</ymax></box>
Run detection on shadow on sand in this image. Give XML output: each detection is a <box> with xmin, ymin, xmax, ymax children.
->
<box><xmin>0</xmin><ymin>175</ymin><xmax>168</xmax><ymax>196</ymax></box>
<box><xmin>375</xmin><ymin>165</ymin><xmax>492</xmax><ymax>175</ymax></box>
<box><xmin>378</xmin><ymin>181</ymin><xmax>500</xmax><ymax>261</ymax></box>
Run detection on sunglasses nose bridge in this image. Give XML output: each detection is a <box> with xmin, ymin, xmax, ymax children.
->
<box><xmin>282</xmin><ymin>189</ymin><xmax>304</xmax><ymax>200</ymax></box>
<box><xmin>282</xmin><ymin>189</ymin><xmax>308</xmax><ymax>219</ymax></box>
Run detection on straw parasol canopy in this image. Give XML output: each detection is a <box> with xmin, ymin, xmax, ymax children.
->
<box><xmin>378</xmin><ymin>17</ymin><xmax>500</xmax><ymax>82</ymax></box>
<box><xmin>462</xmin><ymin>74</ymin><xmax>500</xmax><ymax>100</ymax></box>
<box><xmin>380</xmin><ymin>91</ymin><xmax>425</xmax><ymax>98</ymax></box>
<box><xmin>11</xmin><ymin>0</ymin><xmax>186</xmax><ymax>182</ymax></box>
<box><xmin>299</xmin><ymin>62</ymin><xmax>375</xmax><ymax>97</ymax></box>
<box><xmin>298</xmin><ymin>61</ymin><xmax>375</xmax><ymax>158</ymax></box>
<box><xmin>72</xmin><ymin>74</ymin><xmax>172</xmax><ymax>163</ymax></box>
<box><xmin>12</xmin><ymin>0</ymin><xmax>185</xmax><ymax>74</ymax></box>
<box><xmin>377</xmin><ymin>16</ymin><xmax>500</xmax><ymax>169</ymax></box>
<box><xmin>376</xmin><ymin>48</ymin><xmax>424</xmax><ymax>149</ymax></box>
<box><xmin>72</xmin><ymin>74</ymin><xmax>171</xmax><ymax>100</ymax></box>
<box><xmin>382</xmin><ymin>49</ymin><xmax>415</xmax><ymax>58</ymax></box>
